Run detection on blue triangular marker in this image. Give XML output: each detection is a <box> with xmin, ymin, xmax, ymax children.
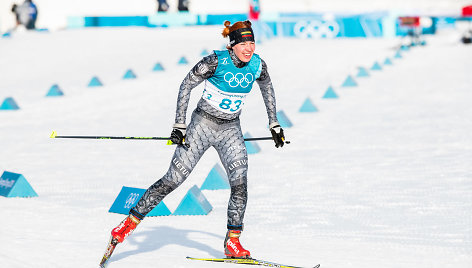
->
<box><xmin>2</xmin><ymin>32</ymin><xmax>11</xmax><ymax>38</ymax></box>
<box><xmin>201</xmin><ymin>164</ymin><xmax>230</xmax><ymax>190</ymax></box>
<box><xmin>299</xmin><ymin>97</ymin><xmax>318</xmax><ymax>112</ymax></box>
<box><xmin>401</xmin><ymin>45</ymin><xmax>410</xmax><ymax>51</ymax></box>
<box><xmin>108</xmin><ymin>186</ymin><xmax>171</xmax><ymax>216</ymax></box>
<box><xmin>276</xmin><ymin>110</ymin><xmax>293</xmax><ymax>128</ymax></box>
<box><xmin>371</xmin><ymin>62</ymin><xmax>382</xmax><ymax>71</ymax></box>
<box><xmin>178</xmin><ymin>56</ymin><xmax>189</xmax><ymax>65</ymax></box>
<box><xmin>322</xmin><ymin>86</ymin><xmax>339</xmax><ymax>99</ymax></box>
<box><xmin>173</xmin><ymin>185</ymin><xmax>212</xmax><ymax>215</ymax></box>
<box><xmin>201</xmin><ymin>49</ymin><xmax>209</xmax><ymax>56</ymax></box>
<box><xmin>356</xmin><ymin>67</ymin><xmax>369</xmax><ymax>77</ymax></box>
<box><xmin>46</xmin><ymin>84</ymin><xmax>64</xmax><ymax>97</ymax></box>
<box><xmin>394</xmin><ymin>51</ymin><xmax>402</xmax><ymax>59</ymax></box>
<box><xmin>0</xmin><ymin>171</ymin><xmax>38</xmax><ymax>198</ymax></box>
<box><xmin>147</xmin><ymin>201</ymin><xmax>172</xmax><ymax>216</ymax></box>
<box><xmin>244</xmin><ymin>132</ymin><xmax>261</xmax><ymax>154</ymax></box>
<box><xmin>153</xmin><ymin>62</ymin><xmax>165</xmax><ymax>71</ymax></box>
<box><xmin>342</xmin><ymin>75</ymin><xmax>358</xmax><ymax>87</ymax></box>
<box><xmin>88</xmin><ymin>76</ymin><xmax>103</xmax><ymax>87</ymax></box>
<box><xmin>0</xmin><ymin>97</ymin><xmax>20</xmax><ymax>110</ymax></box>
<box><xmin>384</xmin><ymin>58</ymin><xmax>393</xmax><ymax>65</ymax></box>
<box><xmin>123</xmin><ymin>69</ymin><xmax>137</xmax><ymax>79</ymax></box>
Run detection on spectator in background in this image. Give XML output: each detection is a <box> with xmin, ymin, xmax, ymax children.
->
<box><xmin>249</xmin><ymin>0</ymin><xmax>260</xmax><ymax>20</ymax></box>
<box><xmin>11</xmin><ymin>4</ymin><xmax>20</xmax><ymax>27</ymax></box>
<box><xmin>11</xmin><ymin>0</ymin><xmax>38</xmax><ymax>30</ymax></box>
<box><xmin>178</xmin><ymin>0</ymin><xmax>189</xmax><ymax>11</ymax></box>
<box><xmin>157</xmin><ymin>0</ymin><xmax>169</xmax><ymax>12</ymax></box>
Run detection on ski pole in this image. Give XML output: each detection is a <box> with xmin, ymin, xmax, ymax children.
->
<box><xmin>49</xmin><ymin>131</ymin><xmax>169</xmax><ymax>140</ymax></box>
<box><xmin>50</xmin><ymin>131</ymin><xmax>191</xmax><ymax>148</ymax></box>
<box><xmin>243</xmin><ymin>137</ymin><xmax>291</xmax><ymax>144</ymax></box>
<box><xmin>50</xmin><ymin>131</ymin><xmax>290</xmax><ymax>144</ymax></box>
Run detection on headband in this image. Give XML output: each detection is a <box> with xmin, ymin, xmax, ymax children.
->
<box><xmin>228</xmin><ymin>27</ymin><xmax>255</xmax><ymax>47</ymax></box>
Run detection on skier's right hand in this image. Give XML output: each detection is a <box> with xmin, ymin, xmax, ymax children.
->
<box><xmin>170</xmin><ymin>123</ymin><xmax>186</xmax><ymax>145</ymax></box>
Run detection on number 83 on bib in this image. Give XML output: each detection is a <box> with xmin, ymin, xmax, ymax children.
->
<box><xmin>202</xmin><ymin>84</ymin><xmax>248</xmax><ymax>114</ymax></box>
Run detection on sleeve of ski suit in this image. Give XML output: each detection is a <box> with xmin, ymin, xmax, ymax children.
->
<box><xmin>174</xmin><ymin>53</ymin><xmax>278</xmax><ymax>125</ymax></box>
<box><xmin>174</xmin><ymin>54</ymin><xmax>218</xmax><ymax>124</ymax></box>
<box><xmin>256</xmin><ymin>58</ymin><xmax>278</xmax><ymax>125</ymax></box>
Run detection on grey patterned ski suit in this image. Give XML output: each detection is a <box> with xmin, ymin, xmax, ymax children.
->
<box><xmin>130</xmin><ymin>49</ymin><xmax>278</xmax><ymax>230</ymax></box>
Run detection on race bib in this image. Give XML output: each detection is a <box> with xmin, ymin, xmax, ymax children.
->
<box><xmin>202</xmin><ymin>81</ymin><xmax>249</xmax><ymax>114</ymax></box>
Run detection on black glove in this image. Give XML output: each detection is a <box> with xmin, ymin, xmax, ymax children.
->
<box><xmin>170</xmin><ymin>123</ymin><xmax>186</xmax><ymax>145</ymax></box>
<box><xmin>269</xmin><ymin>122</ymin><xmax>285</xmax><ymax>148</ymax></box>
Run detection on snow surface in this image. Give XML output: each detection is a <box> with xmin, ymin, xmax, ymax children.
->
<box><xmin>0</xmin><ymin>26</ymin><xmax>471</xmax><ymax>268</ymax></box>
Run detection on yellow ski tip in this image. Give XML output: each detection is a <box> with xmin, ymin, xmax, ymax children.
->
<box><xmin>50</xmin><ymin>131</ymin><xmax>57</xmax><ymax>138</ymax></box>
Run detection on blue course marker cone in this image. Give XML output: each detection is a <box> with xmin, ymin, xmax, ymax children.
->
<box><xmin>153</xmin><ymin>62</ymin><xmax>165</xmax><ymax>71</ymax></box>
<box><xmin>201</xmin><ymin>164</ymin><xmax>230</xmax><ymax>190</ymax></box>
<box><xmin>322</xmin><ymin>86</ymin><xmax>338</xmax><ymax>99</ymax></box>
<box><xmin>342</xmin><ymin>75</ymin><xmax>357</xmax><ymax>87</ymax></box>
<box><xmin>178</xmin><ymin>56</ymin><xmax>189</xmax><ymax>65</ymax></box>
<box><xmin>244</xmin><ymin>132</ymin><xmax>261</xmax><ymax>154</ymax></box>
<box><xmin>371</xmin><ymin>61</ymin><xmax>382</xmax><ymax>71</ymax></box>
<box><xmin>123</xmin><ymin>69</ymin><xmax>137</xmax><ymax>79</ymax></box>
<box><xmin>394</xmin><ymin>51</ymin><xmax>402</xmax><ymax>59</ymax></box>
<box><xmin>0</xmin><ymin>171</ymin><xmax>38</xmax><ymax>198</ymax></box>
<box><xmin>299</xmin><ymin>97</ymin><xmax>318</xmax><ymax>113</ymax></box>
<box><xmin>0</xmin><ymin>97</ymin><xmax>20</xmax><ymax>110</ymax></box>
<box><xmin>276</xmin><ymin>110</ymin><xmax>293</xmax><ymax>128</ymax></box>
<box><xmin>356</xmin><ymin>67</ymin><xmax>369</xmax><ymax>77</ymax></box>
<box><xmin>173</xmin><ymin>185</ymin><xmax>213</xmax><ymax>215</ymax></box>
<box><xmin>88</xmin><ymin>76</ymin><xmax>103</xmax><ymax>87</ymax></box>
<box><xmin>46</xmin><ymin>84</ymin><xmax>64</xmax><ymax>97</ymax></box>
<box><xmin>201</xmin><ymin>49</ymin><xmax>210</xmax><ymax>56</ymax></box>
<box><xmin>384</xmin><ymin>58</ymin><xmax>393</xmax><ymax>65</ymax></box>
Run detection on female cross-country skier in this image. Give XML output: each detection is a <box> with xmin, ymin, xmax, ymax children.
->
<box><xmin>108</xmin><ymin>20</ymin><xmax>286</xmax><ymax>259</ymax></box>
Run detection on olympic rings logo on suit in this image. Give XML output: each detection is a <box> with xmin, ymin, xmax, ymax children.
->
<box><xmin>124</xmin><ymin>193</ymin><xmax>140</xmax><ymax>209</ymax></box>
<box><xmin>293</xmin><ymin>20</ymin><xmax>340</xmax><ymax>39</ymax></box>
<box><xmin>224</xmin><ymin>72</ymin><xmax>254</xmax><ymax>88</ymax></box>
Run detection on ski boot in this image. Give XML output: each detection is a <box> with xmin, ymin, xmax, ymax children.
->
<box><xmin>224</xmin><ymin>230</ymin><xmax>251</xmax><ymax>258</ymax></box>
<box><xmin>111</xmin><ymin>215</ymin><xmax>141</xmax><ymax>243</ymax></box>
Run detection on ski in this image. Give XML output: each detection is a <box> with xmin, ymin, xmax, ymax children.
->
<box><xmin>186</xmin><ymin>256</ymin><xmax>320</xmax><ymax>268</ymax></box>
<box><xmin>99</xmin><ymin>237</ymin><xmax>119</xmax><ymax>268</ymax></box>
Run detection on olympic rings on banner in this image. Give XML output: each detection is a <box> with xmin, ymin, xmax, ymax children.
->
<box><xmin>224</xmin><ymin>72</ymin><xmax>254</xmax><ymax>88</ymax></box>
<box><xmin>124</xmin><ymin>193</ymin><xmax>140</xmax><ymax>209</ymax></box>
<box><xmin>294</xmin><ymin>20</ymin><xmax>340</xmax><ymax>39</ymax></box>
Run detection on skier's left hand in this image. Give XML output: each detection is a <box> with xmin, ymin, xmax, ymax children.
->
<box><xmin>269</xmin><ymin>122</ymin><xmax>285</xmax><ymax>148</ymax></box>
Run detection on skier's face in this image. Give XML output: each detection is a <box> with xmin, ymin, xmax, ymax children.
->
<box><xmin>233</xmin><ymin>41</ymin><xmax>255</xmax><ymax>62</ymax></box>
